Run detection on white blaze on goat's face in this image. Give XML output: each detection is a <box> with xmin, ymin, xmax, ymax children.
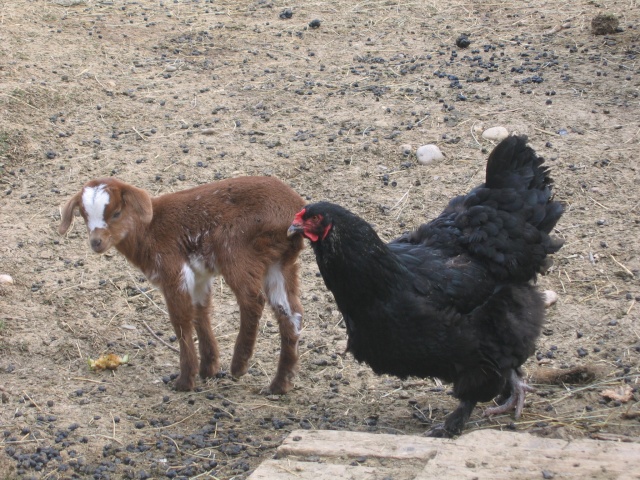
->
<box><xmin>82</xmin><ymin>185</ymin><xmax>110</xmax><ymax>232</ymax></box>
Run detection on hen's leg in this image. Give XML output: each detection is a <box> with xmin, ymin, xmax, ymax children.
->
<box><xmin>484</xmin><ymin>370</ymin><xmax>535</xmax><ymax>418</ymax></box>
<box><xmin>426</xmin><ymin>399</ymin><xmax>477</xmax><ymax>438</ymax></box>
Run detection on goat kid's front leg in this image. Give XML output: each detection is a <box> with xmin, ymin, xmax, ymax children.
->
<box><xmin>165</xmin><ymin>293</ymin><xmax>198</xmax><ymax>391</ymax></box>
<box><xmin>193</xmin><ymin>301</ymin><xmax>220</xmax><ymax>380</ymax></box>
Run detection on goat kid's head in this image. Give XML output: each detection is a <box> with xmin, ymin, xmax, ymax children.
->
<box><xmin>58</xmin><ymin>178</ymin><xmax>153</xmax><ymax>254</ymax></box>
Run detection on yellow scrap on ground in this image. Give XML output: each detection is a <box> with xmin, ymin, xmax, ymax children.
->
<box><xmin>88</xmin><ymin>354</ymin><xmax>129</xmax><ymax>371</ymax></box>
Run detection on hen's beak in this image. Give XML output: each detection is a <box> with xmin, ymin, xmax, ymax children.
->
<box><xmin>287</xmin><ymin>222</ymin><xmax>303</xmax><ymax>238</ymax></box>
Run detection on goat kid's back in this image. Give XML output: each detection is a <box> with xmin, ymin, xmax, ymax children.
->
<box><xmin>59</xmin><ymin>176</ymin><xmax>305</xmax><ymax>393</ymax></box>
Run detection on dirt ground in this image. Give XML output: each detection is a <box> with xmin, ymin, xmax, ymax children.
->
<box><xmin>1</xmin><ymin>0</ymin><xmax>639</xmax><ymax>478</ymax></box>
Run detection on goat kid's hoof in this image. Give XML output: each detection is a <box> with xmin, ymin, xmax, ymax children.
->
<box><xmin>199</xmin><ymin>363</ymin><xmax>220</xmax><ymax>380</ymax></box>
<box><xmin>264</xmin><ymin>380</ymin><xmax>293</xmax><ymax>396</ymax></box>
<box><xmin>173</xmin><ymin>376</ymin><xmax>195</xmax><ymax>392</ymax></box>
<box><xmin>230</xmin><ymin>361</ymin><xmax>249</xmax><ymax>379</ymax></box>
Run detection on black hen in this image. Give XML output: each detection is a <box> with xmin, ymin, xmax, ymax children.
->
<box><xmin>288</xmin><ymin>135</ymin><xmax>564</xmax><ymax>437</ymax></box>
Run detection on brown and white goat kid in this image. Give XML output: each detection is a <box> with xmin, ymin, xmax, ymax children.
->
<box><xmin>59</xmin><ymin>176</ymin><xmax>305</xmax><ymax>393</ymax></box>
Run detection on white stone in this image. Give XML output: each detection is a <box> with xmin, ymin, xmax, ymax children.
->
<box><xmin>0</xmin><ymin>274</ymin><xmax>13</xmax><ymax>285</ymax></box>
<box><xmin>482</xmin><ymin>126</ymin><xmax>509</xmax><ymax>141</ymax></box>
<box><xmin>416</xmin><ymin>144</ymin><xmax>444</xmax><ymax>165</ymax></box>
<box><xmin>543</xmin><ymin>290</ymin><xmax>558</xmax><ymax>307</ymax></box>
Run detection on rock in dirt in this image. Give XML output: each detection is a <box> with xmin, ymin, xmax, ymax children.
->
<box><xmin>416</xmin><ymin>144</ymin><xmax>444</xmax><ymax>165</ymax></box>
<box><xmin>482</xmin><ymin>126</ymin><xmax>509</xmax><ymax>141</ymax></box>
<box><xmin>400</xmin><ymin>144</ymin><xmax>412</xmax><ymax>156</ymax></box>
<box><xmin>543</xmin><ymin>290</ymin><xmax>558</xmax><ymax>307</ymax></box>
<box><xmin>0</xmin><ymin>274</ymin><xmax>14</xmax><ymax>285</ymax></box>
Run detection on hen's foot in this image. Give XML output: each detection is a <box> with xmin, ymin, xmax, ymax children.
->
<box><xmin>425</xmin><ymin>424</ymin><xmax>456</xmax><ymax>438</ymax></box>
<box><xmin>426</xmin><ymin>399</ymin><xmax>476</xmax><ymax>438</ymax></box>
<box><xmin>483</xmin><ymin>373</ymin><xmax>535</xmax><ymax>419</ymax></box>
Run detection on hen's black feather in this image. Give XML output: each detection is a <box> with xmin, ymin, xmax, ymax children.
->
<box><xmin>291</xmin><ymin>135</ymin><xmax>563</xmax><ymax>436</ymax></box>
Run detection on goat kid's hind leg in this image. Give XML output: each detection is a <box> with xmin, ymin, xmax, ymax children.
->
<box><xmin>228</xmin><ymin>280</ymin><xmax>266</xmax><ymax>380</ymax></box>
<box><xmin>165</xmin><ymin>292</ymin><xmax>198</xmax><ymax>391</ymax></box>
<box><xmin>265</xmin><ymin>261</ymin><xmax>303</xmax><ymax>395</ymax></box>
<box><xmin>193</xmin><ymin>299</ymin><xmax>220</xmax><ymax>380</ymax></box>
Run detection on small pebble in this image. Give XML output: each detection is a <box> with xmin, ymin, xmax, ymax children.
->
<box><xmin>416</xmin><ymin>144</ymin><xmax>444</xmax><ymax>165</ymax></box>
<box><xmin>543</xmin><ymin>290</ymin><xmax>558</xmax><ymax>307</ymax></box>
<box><xmin>165</xmin><ymin>65</ymin><xmax>177</xmax><ymax>72</ymax></box>
<box><xmin>482</xmin><ymin>126</ymin><xmax>509</xmax><ymax>141</ymax></box>
<box><xmin>400</xmin><ymin>144</ymin><xmax>412</xmax><ymax>156</ymax></box>
<box><xmin>0</xmin><ymin>274</ymin><xmax>14</xmax><ymax>285</ymax></box>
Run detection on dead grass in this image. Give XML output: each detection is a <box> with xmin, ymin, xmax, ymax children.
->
<box><xmin>0</xmin><ymin>0</ymin><xmax>639</xmax><ymax>478</ymax></box>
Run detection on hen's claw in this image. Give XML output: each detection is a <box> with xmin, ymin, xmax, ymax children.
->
<box><xmin>484</xmin><ymin>371</ymin><xmax>535</xmax><ymax>419</ymax></box>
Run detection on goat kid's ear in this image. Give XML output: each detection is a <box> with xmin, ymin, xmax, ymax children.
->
<box><xmin>58</xmin><ymin>191</ymin><xmax>82</xmax><ymax>235</ymax></box>
<box><xmin>122</xmin><ymin>184</ymin><xmax>153</xmax><ymax>224</ymax></box>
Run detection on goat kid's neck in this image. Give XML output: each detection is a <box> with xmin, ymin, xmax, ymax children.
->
<box><xmin>113</xmin><ymin>220</ymin><xmax>159</xmax><ymax>278</ymax></box>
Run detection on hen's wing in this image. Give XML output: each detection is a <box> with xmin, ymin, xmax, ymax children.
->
<box><xmin>387</xmin><ymin>238</ymin><xmax>496</xmax><ymax>314</ymax></box>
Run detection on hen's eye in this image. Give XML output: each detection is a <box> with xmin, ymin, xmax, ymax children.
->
<box><xmin>112</xmin><ymin>211</ymin><xmax>121</xmax><ymax>219</ymax></box>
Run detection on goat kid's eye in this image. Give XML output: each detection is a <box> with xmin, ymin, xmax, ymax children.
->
<box><xmin>112</xmin><ymin>211</ymin><xmax>122</xmax><ymax>219</ymax></box>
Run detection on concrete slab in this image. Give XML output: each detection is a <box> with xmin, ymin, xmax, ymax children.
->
<box><xmin>248</xmin><ymin>429</ymin><xmax>640</xmax><ymax>480</ymax></box>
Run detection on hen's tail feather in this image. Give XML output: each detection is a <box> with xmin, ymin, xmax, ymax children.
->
<box><xmin>451</xmin><ymin>135</ymin><xmax>563</xmax><ymax>281</ymax></box>
<box><xmin>400</xmin><ymin>135</ymin><xmax>563</xmax><ymax>281</ymax></box>
<box><xmin>486</xmin><ymin>135</ymin><xmax>549</xmax><ymax>191</ymax></box>
<box><xmin>484</xmin><ymin>134</ymin><xmax>563</xmax><ymax>235</ymax></box>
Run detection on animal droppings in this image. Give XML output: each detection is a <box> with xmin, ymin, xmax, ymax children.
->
<box><xmin>279</xmin><ymin>8</ymin><xmax>293</xmax><ymax>19</ymax></box>
<box><xmin>416</xmin><ymin>144</ymin><xmax>444</xmax><ymax>165</ymax></box>
<box><xmin>456</xmin><ymin>34</ymin><xmax>471</xmax><ymax>48</ymax></box>
<box><xmin>591</xmin><ymin>14</ymin><xmax>620</xmax><ymax>35</ymax></box>
<box><xmin>482</xmin><ymin>126</ymin><xmax>509</xmax><ymax>141</ymax></box>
